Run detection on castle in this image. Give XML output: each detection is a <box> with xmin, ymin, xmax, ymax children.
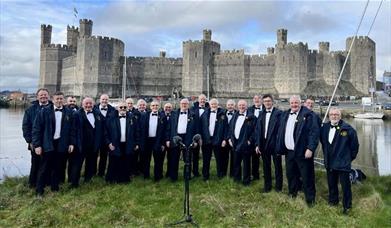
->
<box><xmin>39</xmin><ymin>19</ymin><xmax>376</xmax><ymax>99</ymax></box>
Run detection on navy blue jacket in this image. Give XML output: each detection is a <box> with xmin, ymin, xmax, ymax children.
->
<box><xmin>94</xmin><ymin>103</ymin><xmax>116</xmax><ymax>120</ymax></box>
<box><xmin>22</xmin><ymin>100</ymin><xmax>52</xmax><ymax>145</ymax></box>
<box><xmin>276</xmin><ymin>106</ymin><xmax>320</xmax><ymax>158</ymax></box>
<box><xmin>191</xmin><ymin>101</ymin><xmax>209</xmax><ymax>134</ymax></box>
<box><xmin>72</xmin><ymin>108</ymin><xmax>105</xmax><ymax>153</ymax></box>
<box><xmin>32</xmin><ymin>105</ymin><xmax>74</xmax><ymax>153</ymax></box>
<box><xmin>248</xmin><ymin>104</ymin><xmax>265</xmax><ymax>119</ymax></box>
<box><xmin>136</xmin><ymin>111</ymin><xmax>149</xmax><ymax>151</ymax></box>
<box><xmin>320</xmin><ymin>120</ymin><xmax>359</xmax><ymax>171</ymax></box>
<box><xmin>167</xmin><ymin>109</ymin><xmax>197</xmax><ymax>147</ymax></box>
<box><xmin>255</xmin><ymin>107</ymin><xmax>283</xmax><ymax>155</ymax></box>
<box><xmin>223</xmin><ymin>109</ymin><xmax>236</xmax><ymax>140</ymax></box>
<box><xmin>105</xmin><ymin>113</ymin><xmax>139</xmax><ymax>156</ymax></box>
<box><xmin>229</xmin><ymin>111</ymin><xmax>256</xmax><ymax>153</ymax></box>
<box><xmin>201</xmin><ymin>108</ymin><xmax>227</xmax><ymax>146</ymax></box>
<box><xmin>145</xmin><ymin>111</ymin><xmax>168</xmax><ymax>151</ymax></box>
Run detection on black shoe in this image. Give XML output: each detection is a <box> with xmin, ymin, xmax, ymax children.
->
<box><xmin>203</xmin><ymin>177</ymin><xmax>209</xmax><ymax>182</ymax></box>
<box><xmin>275</xmin><ymin>188</ymin><xmax>282</xmax><ymax>193</ymax></box>
<box><xmin>342</xmin><ymin>208</ymin><xmax>350</xmax><ymax>215</ymax></box>
<box><xmin>243</xmin><ymin>181</ymin><xmax>250</xmax><ymax>186</ymax></box>
<box><xmin>262</xmin><ymin>188</ymin><xmax>272</xmax><ymax>193</ymax></box>
<box><xmin>289</xmin><ymin>193</ymin><xmax>297</xmax><ymax>198</ymax></box>
<box><xmin>328</xmin><ymin>201</ymin><xmax>339</xmax><ymax>207</ymax></box>
<box><xmin>306</xmin><ymin>200</ymin><xmax>315</xmax><ymax>208</ymax></box>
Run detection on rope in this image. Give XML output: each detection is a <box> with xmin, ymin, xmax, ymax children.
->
<box><xmin>367</xmin><ymin>0</ymin><xmax>384</xmax><ymax>36</ymax></box>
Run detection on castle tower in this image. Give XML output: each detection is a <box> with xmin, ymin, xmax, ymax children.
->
<box><xmin>319</xmin><ymin>42</ymin><xmax>330</xmax><ymax>53</ymax></box>
<box><xmin>41</xmin><ymin>24</ymin><xmax>52</xmax><ymax>45</ymax></box>
<box><xmin>346</xmin><ymin>36</ymin><xmax>376</xmax><ymax>95</ymax></box>
<box><xmin>182</xmin><ymin>29</ymin><xmax>220</xmax><ymax>96</ymax></box>
<box><xmin>159</xmin><ymin>51</ymin><xmax>166</xmax><ymax>58</ymax></box>
<box><xmin>79</xmin><ymin>19</ymin><xmax>93</xmax><ymax>37</ymax></box>
<box><xmin>267</xmin><ymin>47</ymin><xmax>275</xmax><ymax>55</ymax></box>
<box><xmin>67</xmin><ymin>25</ymin><xmax>79</xmax><ymax>49</ymax></box>
<box><xmin>277</xmin><ymin>29</ymin><xmax>287</xmax><ymax>47</ymax></box>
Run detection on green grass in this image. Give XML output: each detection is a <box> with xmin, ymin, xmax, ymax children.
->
<box><xmin>1</xmin><ymin>165</ymin><xmax>390</xmax><ymax>227</ymax></box>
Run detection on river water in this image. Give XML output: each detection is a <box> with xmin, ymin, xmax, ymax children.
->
<box><xmin>0</xmin><ymin>108</ymin><xmax>390</xmax><ymax>181</ymax></box>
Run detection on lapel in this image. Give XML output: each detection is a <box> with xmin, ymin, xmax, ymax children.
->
<box><xmin>49</xmin><ymin>107</ymin><xmax>55</xmax><ymax>134</ymax></box>
<box><xmin>115</xmin><ymin>116</ymin><xmax>121</xmax><ymax>137</ymax></box>
<box><xmin>267</xmin><ymin>108</ymin><xmax>277</xmax><ymax>140</ymax></box>
<box><xmin>294</xmin><ymin>109</ymin><xmax>305</xmax><ymax>143</ymax></box>
<box><xmin>186</xmin><ymin>110</ymin><xmax>193</xmax><ymax>132</ymax></box>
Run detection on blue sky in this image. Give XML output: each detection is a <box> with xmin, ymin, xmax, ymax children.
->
<box><xmin>0</xmin><ymin>0</ymin><xmax>390</xmax><ymax>92</ymax></box>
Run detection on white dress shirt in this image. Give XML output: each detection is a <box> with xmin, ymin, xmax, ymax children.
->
<box><xmin>328</xmin><ymin>125</ymin><xmax>337</xmax><ymax>144</ymax></box>
<box><xmin>254</xmin><ymin>106</ymin><xmax>262</xmax><ymax>118</ymax></box>
<box><xmin>148</xmin><ymin>112</ymin><xmax>159</xmax><ymax>137</ymax></box>
<box><xmin>86</xmin><ymin>111</ymin><xmax>95</xmax><ymax>128</ymax></box>
<box><xmin>264</xmin><ymin>108</ymin><xmax>273</xmax><ymax>139</ymax></box>
<box><xmin>120</xmin><ymin>116</ymin><xmax>126</xmax><ymax>142</ymax></box>
<box><xmin>99</xmin><ymin>105</ymin><xmax>108</xmax><ymax>117</ymax></box>
<box><xmin>53</xmin><ymin>106</ymin><xmax>62</xmax><ymax>140</ymax></box>
<box><xmin>199</xmin><ymin>107</ymin><xmax>205</xmax><ymax>117</ymax></box>
<box><xmin>177</xmin><ymin>111</ymin><xmax>188</xmax><ymax>134</ymax></box>
<box><xmin>226</xmin><ymin>111</ymin><xmax>234</xmax><ymax>123</ymax></box>
<box><xmin>209</xmin><ymin>111</ymin><xmax>217</xmax><ymax>136</ymax></box>
<box><xmin>234</xmin><ymin>112</ymin><xmax>246</xmax><ymax>139</ymax></box>
<box><xmin>284</xmin><ymin>112</ymin><xmax>297</xmax><ymax>150</ymax></box>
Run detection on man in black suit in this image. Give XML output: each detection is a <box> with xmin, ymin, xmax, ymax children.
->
<box><xmin>126</xmin><ymin>98</ymin><xmax>137</xmax><ymax>114</ymax></box>
<box><xmin>255</xmin><ymin>94</ymin><xmax>283</xmax><ymax>192</ymax></box>
<box><xmin>166</xmin><ymin>98</ymin><xmax>197</xmax><ymax>181</ymax></box>
<box><xmin>320</xmin><ymin>107</ymin><xmax>359</xmax><ymax>214</ymax></box>
<box><xmin>200</xmin><ymin>98</ymin><xmax>227</xmax><ymax>180</ymax></box>
<box><xmin>163</xmin><ymin>103</ymin><xmax>173</xmax><ymax>178</ymax></box>
<box><xmin>32</xmin><ymin>91</ymin><xmax>74</xmax><ymax>196</ymax></box>
<box><xmin>276</xmin><ymin>95</ymin><xmax>319</xmax><ymax>206</ymax></box>
<box><xmin>191</xmin><ymin>94</ymin><xmax>208</xmax><ymax>177</ymax></box>
<box><xmin>105</xmin><ymin>101</ymin><xmax>139</xmax><ymax>183</ymax></box>
<box><xmin>22</xmin><ymin>88</ymin><xmax>51</xmax><ymax>188</ymax></box>
<box><xmin>134</xmin><ymin>99</ymin><xmax>148</xmax><ymax>176</ymax></box>
<box><xmin>69</xmin><ymin>97</ymin><xmax>104</xmax><ymax>187</ymax></box>
<box><xmin>222</xmin><ymin>99</ymin><xmax>236</xmax><ymax>177</ymax></box>
<box><xmin>94</xmin><ymin>94</ymin><xmax>116</xmax><ymax>177</ymax></box>
<box><xmin>66</xmin><ymin>96</ymin><xmax>79</xmax><ymax>112</ymax></box>
<box><xmin>228</xmin><ymin>100</ymin><xmax>256</xmax><ymax>186</ymax></box>
<box><xmin>248</xmin><ymin>95</ymin><xmax>263</xmax><ymax>180</ymax></box>
<box><xmin>141</xmin><ymin>101</ymin><xmax>167</xmax><ymax>181</ymax></box>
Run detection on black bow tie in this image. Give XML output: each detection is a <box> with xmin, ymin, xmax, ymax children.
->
<box><xmin>211</xmin><ymin>110</ymin><xmax>216</xmax><ymax>113</ymax></box>
<box><xmin>331</xmin><ymin>125</ymin><xmax>338</xmax><ymax>128</ymax></box>
<box><xmin>199</xmin><ymin>107</ymin><xmax>205</xmax><ymax>109</ymax></box>
<box><xmin>239</xmin><ymin>113</ymin><xmax>245</xmax><ymax>116</ymax></box>
<box><xmin>290</xmin><ymin>112</ymin><xmax>297</xmax><ymax>115</ymax></box>
<box><xmin>266</xmin><ymin>110</ymin><xmax>272</xmax><ymax>113</ymax></box>
<box><xmin>180</xmin><ymin>112</ymin><xmax>187</xmax><ymax>115</ymax></box>
<box><xmin>100</xmin><ymin>108</ymin><xmax>108</xmax><ymax>111</ymax></box>
<box><xmin>119</xmin><ymin>115</ymin><xmax>126</xmax><ymax>119</ymax></box>
<box><xmin>255</xmin><ymin>107</ymin><xmax>260</xmax><ymax>110</ymax></box>
<box><xmin>227</xmin><ymin>112</ymin><xmax>233</xmax><ymax>115</ymax></box>
<box><xmin>55</xmin><ymin>108</ymin><xmax>62</xmax><ymax>112</ymax></box>
<box><xmin>87</xmin><ymin>111</ymin><xmax>93</xmax><ymax>114</ymax></box>
<box><xmin>152</xmin><ymin>113</ymin><xmax>158</xmax><ymax>116</ymax></box>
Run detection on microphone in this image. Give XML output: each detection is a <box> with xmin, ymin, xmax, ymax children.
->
<box><xmin>172</xmin><ymin>135</ymin><xmax>185</xmax><ymax>148</ymax></box>
<box><xmin>191</xmin><ymin>134</ymin><xmax>201</xmax><ymax>148</ymax></box>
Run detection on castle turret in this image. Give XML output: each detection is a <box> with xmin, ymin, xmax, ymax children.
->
<box><xmin>277</xmin><ymin>29</ymin><xmax>287</xmax><ymax>47</ymax></box>
<box><xmin>159</xmin><ymin>51</ymin><xmax>166</xmax><ymax>58</ymax></box>
<box><xmin>267</xmin><ymin>47</ymin><xmax>275</xmax><ymax>55</ymax></box>
<box><xmin>79</xmin><ymin>19</ymin><xmax>93</xmax><ymax>37</ymax></box>
<box><xmin>182</xmin><ymin>29</ymin><xmax>220</xmax><ymax>96</ymax></box>
<box><xmin>319</xmin><ymin>42</ymin><xmax>330</xmax><ymax>53</ymax></box>
<box><xmin>41</xmin><ymin>24</ymin><xmax>52</xmax><ymax>45</ymax></box>
<box><xmin>67</xmin><ymin>25</ymin><xmax>79</xmax><ymax>49</ymax></box>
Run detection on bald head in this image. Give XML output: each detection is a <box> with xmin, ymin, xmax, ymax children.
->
<box><xmin>237</xmin><ymin>99</ymin><xmax>247</xmax><ymax>113</ymax></box>
<box><xmin>209</xmin><ymin>98</ymin><xmax>219</xmax><ymax>110</ymax></box>
<box><xmin>198</xmin><ymin>94</ymin><xmax>207</xmax><ymax>107</ymax></box>
<box><xmin>100</xmin><ymin>94</ymin><xmax>109</xmax><ymax>107</ymax></box>
<box><xmin>82</xmin><ymin>97</ymin><xmax>94</xmax><ymax>112</ymax></box>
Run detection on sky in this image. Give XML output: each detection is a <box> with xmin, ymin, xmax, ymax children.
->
<box><xmin>0</xmin><ymin>0</ymin><xmax>390</xmax><ymax>93</ymax></box>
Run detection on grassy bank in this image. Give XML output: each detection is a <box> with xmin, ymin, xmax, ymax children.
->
<box><xmin>0</xmin><ymin>168</ymin><xmax>390</xmax><ymax>227</ymax></box>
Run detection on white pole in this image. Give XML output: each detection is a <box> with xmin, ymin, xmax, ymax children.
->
<box><xmin>207</xmin><ymin>64</ymin><xmax>210</xmax><ymax>100</ymax></box>
<box><xmin>122</xmin><ymin>56</ymin><xmax>126</xmax><ymax>100</ymax></box>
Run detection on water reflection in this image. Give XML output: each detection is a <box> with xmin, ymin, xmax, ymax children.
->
<box><xmin>0</xmin><ymin>108</ymin><xmax>390</xmax><ymax>180</ymax></box>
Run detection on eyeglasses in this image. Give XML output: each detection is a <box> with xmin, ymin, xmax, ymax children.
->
<box><xmin>119</xmin><ymin>106</ymin><xmax>127</xmax><ymax>109</ymax></box>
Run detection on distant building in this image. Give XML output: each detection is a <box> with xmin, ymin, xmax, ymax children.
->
<box><xmin>39</xmin><ymin>19</ymin><xmax>377</xmax><ymax>99</ymax></box>
<box><xmin>9</xmin><ymin>91</ymin><xmax>27</xmax><ymax>101</ymax></box>
<box><xmin>383</xmin><ymin>71</ymin><xmax>391</xmax><ymax>93</ymax></box>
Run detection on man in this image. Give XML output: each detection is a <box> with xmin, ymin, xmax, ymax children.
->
<box><xmin>162</xmin><ymin>103</ymin><xmax>173</xmax><ymax>178</ymax></box>
<box><xmin>142</xmin><ymin>101</ymin><xmax>167</xmax><ymax>181</ymax></box>
<box><xmin>248</xmin><ymin>95</ymin><xmax>264</xmax><ymax>180</ymax></box>
<box><xmin>105</xmin><ymin>101</ymin><xmax>139</xmax><ymax>183</ymax></box>
<box><xmin>94</xmin><ymin>94</ymin><xmax>115</xmax><ymax>177</ymax></box>
<box><xmin>255</xmin><ymin>94</ymin><xmax>283</xmax><ymax>192</ymax></box>
<box><xmin>126</xmin><ymin>98</ymin><xmax>137</xmax><ymax>114</ymax></box>
<box><xmin>137</xmin><ymin>99</ymin><xmax>148</xmax><ymax>113</ymax></box>
<box><xmin>66</xmin><ymin>96</ymin><xmax>78</xmax><ymax>111</ymax></box>
<box><xmin>276</xmin><ymin>95</ymin><xmax>319</xmax><ymax>206</ymax></box>
<box><xmin>133</xmin><ymin>99</ymin><xmax>148</xmax><ymax>176</ymax></box>
<box><xmin>32</xmin><ymin>91</ymin><xmax>74</xmax><ymax>196</ymax></box>
<box><xmin>190</xmin><ymin>94</ymin><xmax>209</xmax><ymax>177</ymax></box>
<box><xmin>228</xmin><ymin>100</ymin><xmax>256</xmax><ymax>186</ymax></box>
<box><xmin>304</xmin><ymin>98</ymin><xmax>322</xmax><ymax>126</ymax></box>
<box><xmin>22</xmin><ymin>88</ymin><xmax>51</xmax><ymax>188</ymax></box>
<box><xmin>69</xmin><ymin>97</ymin><xmax>104</xmax><ymax>187</ymax></box>
<box><xmin>200</xmin><ymin>98</ymin><xmax>227</xmax><ymax>180</ymax></box>
<box><xmin>223</xmin><ymin>99</ymin><xmax>236</xmax><ymax>177</ymax></box>
<box><xmin>166</xmin><ymin>98</ymin><xmax>197</xmax><ymax>181</ymax></box>
<box><xmin>320</xmin><ymin>107</ymin><xmax>359</xmax><ymax>214</ymax></box>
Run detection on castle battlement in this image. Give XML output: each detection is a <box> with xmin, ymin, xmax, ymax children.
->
<box><xmin>41</xmin><ymin>24</ymin><xmax>52</xmax><ymax>29</ymax></box>
<box><xmin>346</xmin><ymin>36</ymin><xmax>375</xmax><ymax>45</ymax></box>
<box><xmin>82</xmin><ymin>35</ymin><xmax>124</xmax><ymax>45</ymax></box>
<box><xmin>284</xmin><ymin>42</ymin><xmax>308</xmax><ymax>49</ymax></box>
<box><xmin>67</xmin><ymin>25</ymin><xmax>79</xmax><ymax>31</ymax></box>
<box><xmin>79</xmin><ymin>19</ymin><xmax>93</xmax><ymax>24</ymax></box>
<box><xmin>41</xmin><ymin>43</ymin><xmax>71</xmax><ymax>51</ymax></box>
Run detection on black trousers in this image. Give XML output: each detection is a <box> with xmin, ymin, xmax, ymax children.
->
<box><xmin>202</xmin><ymin>143</ymin><xmax>223</xmax><ymax>179</ymax></box>
<box><xmin>106</xmin><ymin>143</ymin><xmax>130</xmax><ymax>183</ymax></box>
<box><xmin>233</xmin><ymin>151</ymin><xmax>251</xmax><ymax>185</ymax></box>
<box><xmin>130</xmin><ymin>149</ymin><xmax>141</xmax><ymax>176</ymax></box>
<box><xmin>192</xmin><ymin>144</ymin><xmax>200</xmax><ymax>176</ymax></box>
<box><xmin>36</xmin><ymin>147</ymin><xmax>66</xmax><ymax>195</ymax></box>
<box><xmin>220</xmin><ymin>144</ymin><xmax>231</xmax><ymax>177</ymax></box>
<box><xmin>84</xmin><ymin>149</ymin><xmax>98</xmax><ymax>181</ymax></box>
<box><xmin>168</xmin><ymin>146</ymin><xmax>181</xmax><ymax>181</ymax></box>
<box><xmin>28</xmin><ymin>149</ymin><xmax>41</xmax><ymax>187</ymax></box>
<box><xmin>285</xmin><ymin>152</ymin><xmax>316</xmax><ymax>204</ymax></box>
<box><xmin>251</xmin><ymin>146</ymin><xmax>260</xmax><ymax>180</ymax></box>
<box><xmin>261</xmin><ymin>152</ymin><xmax>283</xmax><ymax>191</ymax></box>
<box><xmin>152</xmin><ymin>144</ymin><xmax>166</xmax><ymax>181</ymax></box>
<box><xmin>98</xmin><ymin>144</ymin><xmax>109</xmax><ymax>177</ymax></box>
<box><xmin>327</xmin><ymin>169</ymin><xmax>352</xmax><ymax>209</ymax></box>
<box><xmin>165</xmin><ymin>147</ymin><xmax>171</xmax><ymax>178</ymax></box>
<box><xmin>58</xmin><ymin>152</ymin><xmax>68</xmax><ymax>183</ymax></box>
<box><xmin>68</xmin><ymin>151</ymin><xmax>83</xmax><ymax>187</ymax></box>
<box><xmin>141</xmin><ymin>137</ymin><xmax>155</xmax><ymax>178</ymax></box>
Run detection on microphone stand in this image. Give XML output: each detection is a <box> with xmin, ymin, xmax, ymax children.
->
<box><xmin>167</xmin><ymin>142</ymin><xmax>198</xmax><ymax>227</ymax></box>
